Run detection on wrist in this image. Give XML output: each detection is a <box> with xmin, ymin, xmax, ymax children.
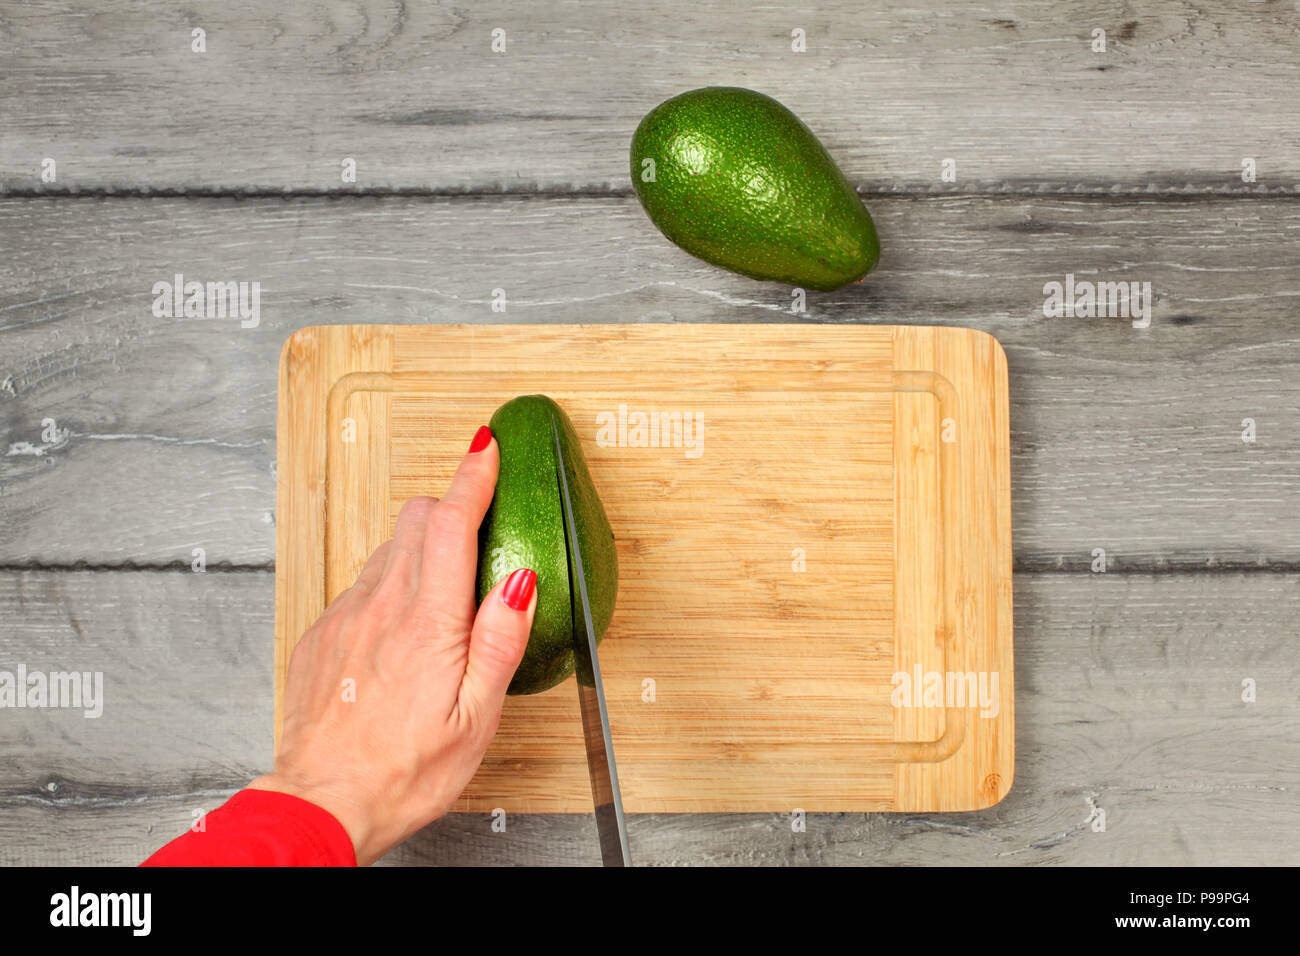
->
<box><xmin>248</xmin><ymin>771</ymin><xmax>384</xmax><ymax>865</ymax></box>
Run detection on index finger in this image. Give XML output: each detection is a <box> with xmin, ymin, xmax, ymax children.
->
<box><xmin>418</xmin><ymin>425</ymin><xmax>499</xmax><ymax>609</ymax></box>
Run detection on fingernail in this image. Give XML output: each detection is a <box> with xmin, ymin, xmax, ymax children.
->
<box><xmin>500</xmin><ymin>568</ymin><xmax>537</xmax><ymax>611</ymax></box>
<box><xmin>468</xmin><ymin>425</ymin><xmax>492</xmax><ymax>454</ymax></box>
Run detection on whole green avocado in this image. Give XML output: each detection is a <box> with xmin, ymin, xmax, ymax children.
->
<box><xmin>630</xmin><ymin>86</ymin><xmax>880</xmax><ymax>291</ymax></box>
<box><xmin>476</xmin><ymin>395</ymin><xmax>619</xmax><ymax>695</ymax></box>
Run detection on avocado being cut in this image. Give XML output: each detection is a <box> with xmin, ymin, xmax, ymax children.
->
<box><xmin>476</xmin><ymin>395</ymin><xmax>619</xmax><ymax>695</ymax></box>
<box><xmin>630</xmin><ymin>86</ymin><xmax>880</xmax><ymax>291</ymax></box>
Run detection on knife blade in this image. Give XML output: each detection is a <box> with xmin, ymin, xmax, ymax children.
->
<box><xmin>551</xmin><ymin>413</ymin><xmax>631</xmax><ymax>867</ymax></box>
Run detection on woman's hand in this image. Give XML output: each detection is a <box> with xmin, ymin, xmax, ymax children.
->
<box><xmin>250</xmin><ymin>426</ymin><xmax>537</xmax><ymax>865</ymax></box>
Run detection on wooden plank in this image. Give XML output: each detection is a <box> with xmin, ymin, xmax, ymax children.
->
<box><xmin>2</xmin><ymin>195</ymin><xmax>1298</xmax><ymax>566</ymax></box>
<box><xmin>4</xmin><ymin>785</ymin><xmax>1294</xmax><ymax>866</ymax></box>
<box><xmin>274</xmin><ymin>324</ymin><xmax>1013</xmax><ymax>811</ymax></box>
<box><xmin>1</xmin><ymin>2</ymin><xmax>1297</xmax><ymax>193</ymax></box>
<box><xmin>0</xmin><ymin>570</ymin><xmax>273</xmax><ymax>789</ymax></box>
<box><xmin>0</xmin><ymin>570</ymin><xmax>1294</xmax><ymax>864</ymax></box>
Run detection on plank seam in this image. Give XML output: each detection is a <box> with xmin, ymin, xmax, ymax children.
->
<box><xmin>1</xmin><ymin>186</ymin><xmax>1298</xmax><ymax>201</ymax></box>
<box><xmin>0</xmin><ymin>561</ymin><xmax>272</xmax><ymax>573</ymax></box>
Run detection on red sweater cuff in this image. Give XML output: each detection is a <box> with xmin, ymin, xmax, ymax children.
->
<box><xmin>140</xmin><ymin>788</ymin><xmax>357</xmax><ymax>867</ymax></box>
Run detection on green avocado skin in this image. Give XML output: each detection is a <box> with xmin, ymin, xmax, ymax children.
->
<box><xmin>476</xmin><ymin>395</ymin><xmax>618</xmax><ymax>695</ymax></box>
<box><xmin>630</xmin><ymin>86</ymin><xmax>880</xmax><ymax>292</ymax></box>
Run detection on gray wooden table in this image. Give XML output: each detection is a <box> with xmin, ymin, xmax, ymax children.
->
<box><xmin>1</xmin><ymin>1</ymin><xmax>1297</xmax><ymax>866</ymax></box>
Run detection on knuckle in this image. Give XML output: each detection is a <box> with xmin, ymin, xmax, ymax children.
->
<box><xmin>408</xmin><ymin>600</ymin><xmax>471</xmax><ymax>642</ymax></box>
<box><xmin>365</xmin><ymin>581</ymin><xmax>403</xmax><ymax>614</ymax></box>
<box><xmin>397</xmin><ymin>495</ymin><xmax>436</xmax><ymax>524</ymax></box>
<box><xmin>474</xmin><ymin>624</ymin><xmax>525</xmax><ymax>670</ymax></box>
<box><xmin>367</xmin><ymin>571</ymin><xmax>414</xmax><ymax>614</ymax></box>
<box><xmin>428</xmin><ymin>500</ymin><xmax>471</xmax><ymax>539</ymax></box>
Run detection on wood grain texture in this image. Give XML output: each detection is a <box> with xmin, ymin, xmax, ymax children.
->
<box><xmin>1</xmin><ymin>2</ymin><xmax>1297</xmax><ymax>193</ymax></box>
<box><xmin>2</xmin><ymin>195</ymin><xmax>1297</xmax><ymax>566</ymax></box>
<box><xmin>0</xmin><ymin>570</ymin><xmax>1292</xmax><ymax>864</ymax></box>
<box><xmin>5</xmin><ymin>786</ymin><xmax>1295</xmax><ymax>867</ymax></box>
<box><xmin>276</xmin><ymin>324</ymin><xmax>1013</xmax><ymax>811</ymax></box>
<box><xmin>0</xmin><ymin>571</ymin><xmax>273</xmax><ymax>791</ymax></box>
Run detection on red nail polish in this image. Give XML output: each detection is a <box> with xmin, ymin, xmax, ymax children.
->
<box><xmin>468</xmin><ymin>425</ymin><xmax>492</xmax><ymax>454</ymax></box>
<box><xmin>501</xmin><ymin>568</ymin><xmax>537</xmax><ymax>611</ymax></box>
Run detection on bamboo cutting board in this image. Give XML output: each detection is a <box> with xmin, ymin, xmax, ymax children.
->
<box><xmin>275</xmin><ymin>324</ymin><xmax>1013</xmax><ymax>813</ymax></box>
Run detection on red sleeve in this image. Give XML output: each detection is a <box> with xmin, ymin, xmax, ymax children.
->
<box><xmin>140</xmin><ymin>788</ymin><xmax>357</xmax><ymax>867</ymax></box>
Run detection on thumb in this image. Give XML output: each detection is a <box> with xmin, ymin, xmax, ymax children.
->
<box><xmin>460</xmin><ymin>568</ymin><xmax>537</xmax><ymax>720</ymax></box>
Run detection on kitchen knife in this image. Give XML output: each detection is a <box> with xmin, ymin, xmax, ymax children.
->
<box><xmin>551</xmin><ymin>413</ymin><xmax>631</xmax><ymax>867</ymax></box>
